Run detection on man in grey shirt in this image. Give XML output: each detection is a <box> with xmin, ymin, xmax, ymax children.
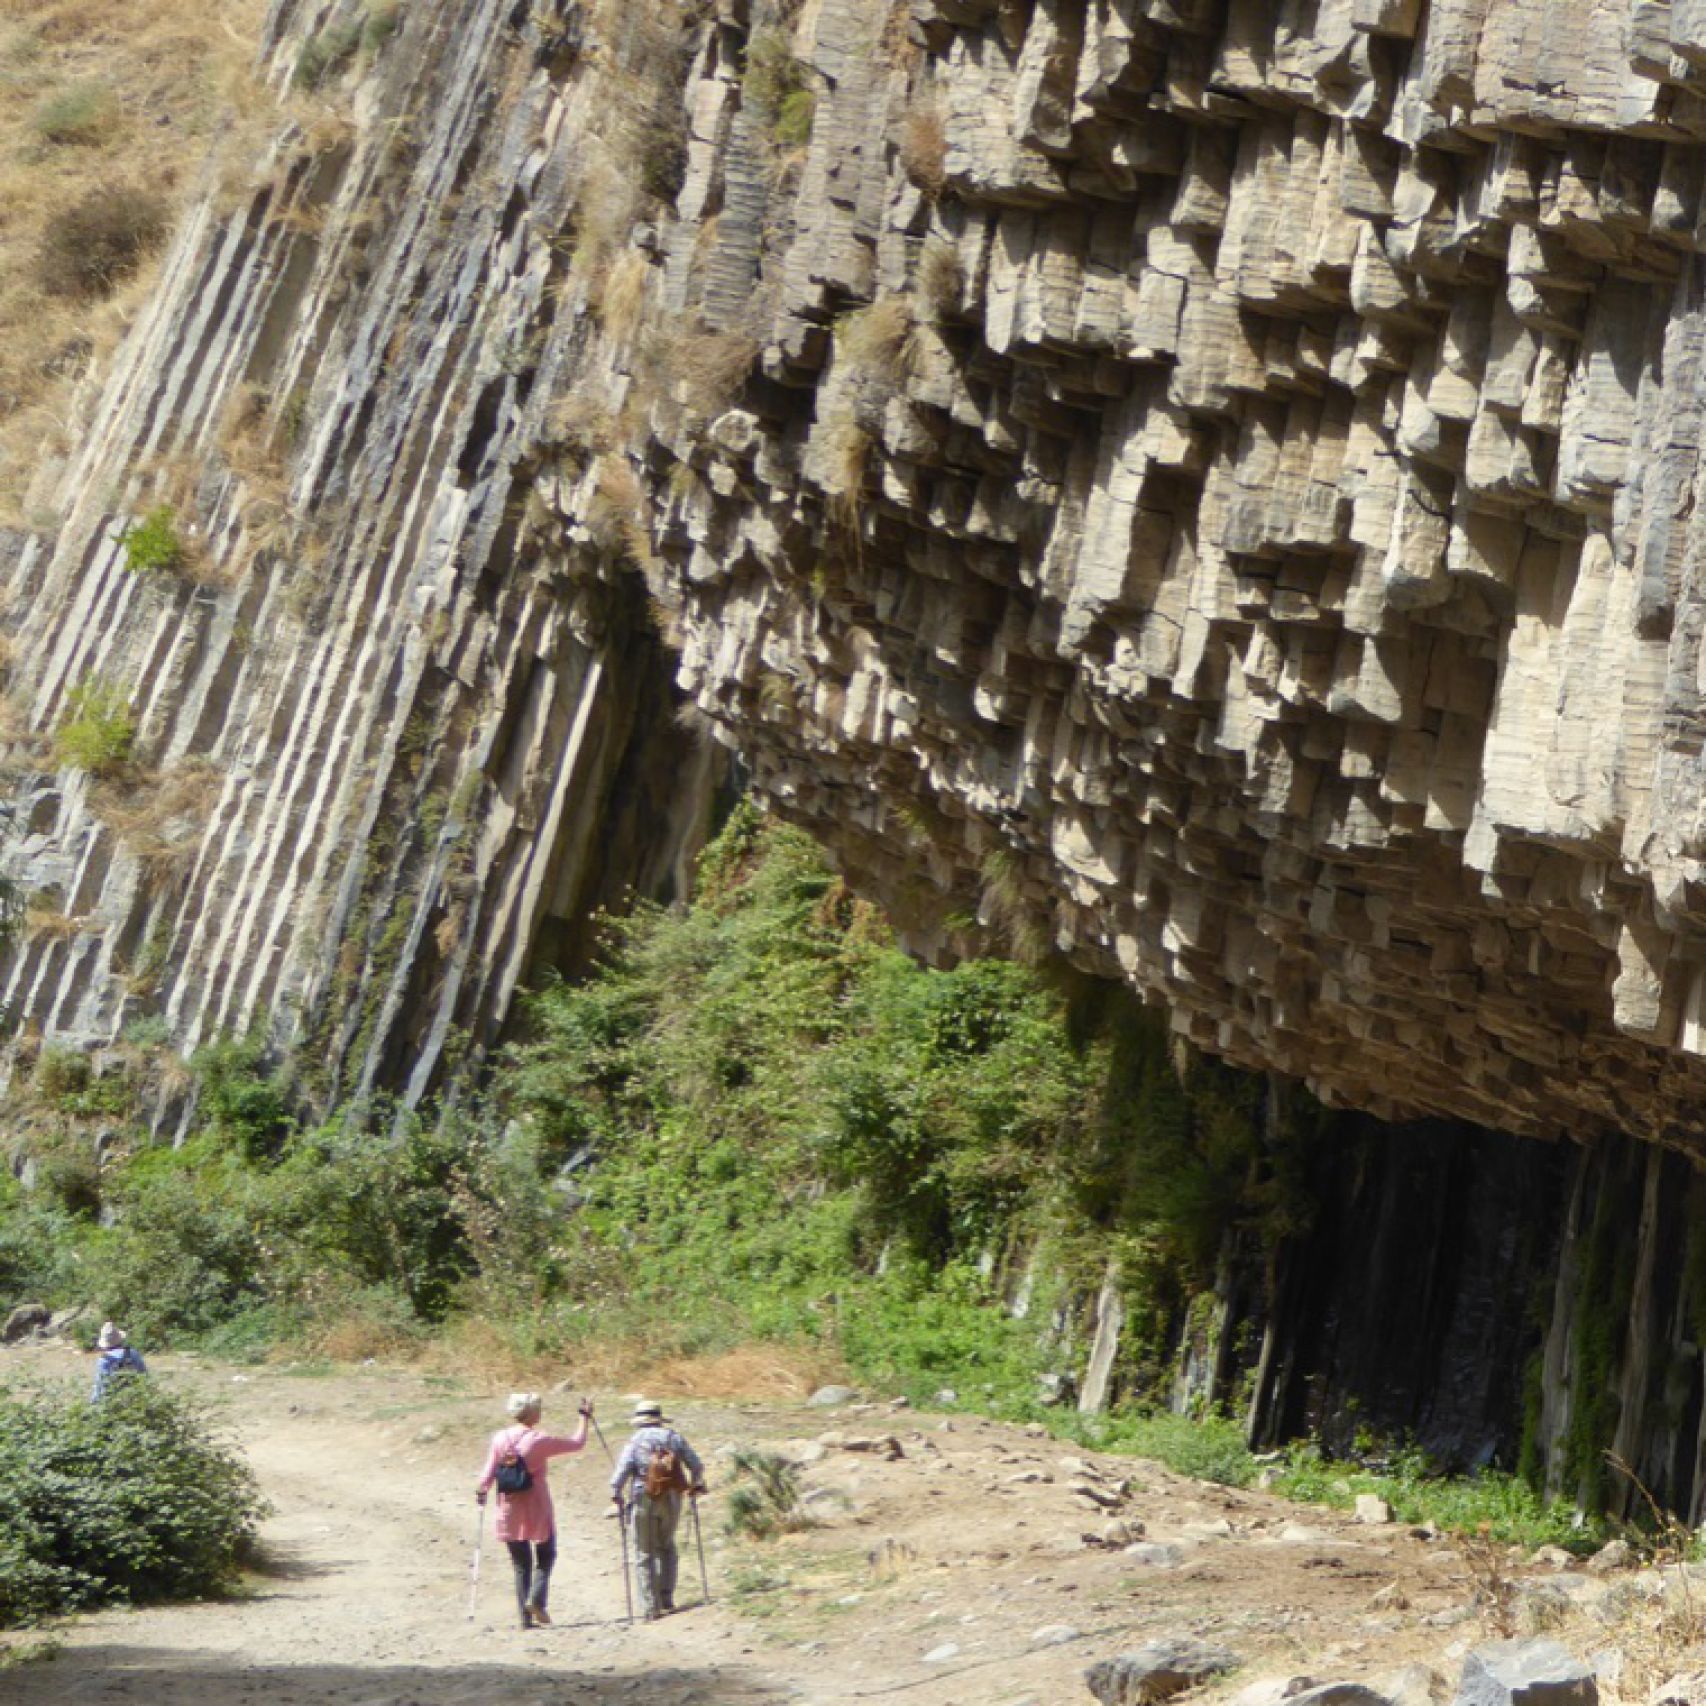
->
<box><xmin>610</xmin><ymin>1399</ymin><xmax>707</xmax><ymax>1618</ymax></box>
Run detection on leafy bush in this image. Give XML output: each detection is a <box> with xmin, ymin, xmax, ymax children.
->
<box><xmin>0</xmin><ymin>1380</ymin><xmax>266</xmax><ymax>1626</ymax></box>
<box><xmin>53</xmin><ymin>678</ymin><xmax>136</xmax><ymax>775</ymax></box>
<box><xmin>189</xmin><ymin>1036</ymin><xmax>293</xmax><ymax>1162</ymax></box>
<box><xmin>117</xmin><ymin>505</ymin><xmax>184</xmax><ymax>576</ymax></box>
<box><xmin>36</xmin><ymin>187</ymin><xmax>167</xmax><ymax>299</ymax></box>
<box><xmin>34</xmin><ymin>1046</ymin><xmax>90</xmax><ymax>1105</ymax></box>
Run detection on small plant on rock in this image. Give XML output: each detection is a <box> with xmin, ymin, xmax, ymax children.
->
<box><xmin>293</xmin><ymin>21</ymin><xmax>363</xmax><ymax>92</ymax></box>
<box><xmin>117</xmin><ymin>505</ymin><xmax>184</xmax><ymax>577</ymax></box>
<box><xmin>53</xmin><ymin>679</ymin><xmax>136</xmax><ymax>777</ymax></box>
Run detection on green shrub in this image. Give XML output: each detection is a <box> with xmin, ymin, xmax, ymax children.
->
<box><xmin>34</xmin><ymin>83</ymin><xmax>114</xmax><ymax>146</ymax></box>
<box><xmin>117</xmin><ymin>505</ymin><xmax>184</xmax><ymax>576</ymax></box>
<box><xmin>36</xmin><ymin>187</ymin><xmax>167</xmax><ymax>300</ymax></box>
<box><xmin>774</xmin><ymin>88</ymin><xmax>815</xmax><ymax>147</ymax></box>
<box><xmin>725</xmin><ymin>1450</ymin><xmax>813</xmax><ymax>1539</ymax></box>
<box><xmin>34</xmin><ymin>1046</ymin><xmax>90</xmax><ymax>1105</ymax></box>
<box><xmin>53</xmin><ymin>678</ymin><xmax>136</xmax><ymax>776</ymax></box>
<box><xmin>743</xmin><ymin>30</ymin><xmax>812</xmax><ymax>142</ymax></box>
<box><xmin>0</xmin><ymin>1380</ymin><xmax>266</xmax><ymax>1626</ymax></box>
<box><xmin>190</xmin><ymin>1036</ymin><xmax>294</xmax><ymax>1163</ymax></box>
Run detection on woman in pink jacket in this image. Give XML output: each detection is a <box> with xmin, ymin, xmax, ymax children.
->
<box><xmin>475</xmin><ymin>1391</ymin><xmax>593</xmax><ymax>1628</ymax></box>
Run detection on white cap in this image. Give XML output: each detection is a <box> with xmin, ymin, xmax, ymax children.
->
<box><xmin>97</xmin><ymin>1322</ymin><xmax>126</xmax><ymax>1350</ymax></box>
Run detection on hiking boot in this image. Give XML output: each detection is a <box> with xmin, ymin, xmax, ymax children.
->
<box><xmin>529</xmin><ymin>1601</ymin><xmax>552</xmax><ymax>1627</ymax></box>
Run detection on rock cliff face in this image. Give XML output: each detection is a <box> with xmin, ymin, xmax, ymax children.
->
<box><xmin>13</xmin><ymin>0</ymin><xmax>1706</xmax><ymax>1142</ymax></box>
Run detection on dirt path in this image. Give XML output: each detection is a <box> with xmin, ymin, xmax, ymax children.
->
<box><xmin>0</xmin><ymin>1350</ymin><xmax>1537</xmax><ymax>1706</ymax></box>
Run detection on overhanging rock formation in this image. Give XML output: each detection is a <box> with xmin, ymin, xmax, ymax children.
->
<box><xmin>630</xmin><ymin>0</ymin><xmax>1706</xmax><ymax>1148</ymax></box>
<box><xmin>8</xmin><ymin>0</ymin><xmax>1706</xmax><ymax>1144</ymax></box>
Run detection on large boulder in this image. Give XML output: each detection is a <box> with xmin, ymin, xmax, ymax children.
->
<box><xmin>1456</xmin><ymin>1642</ymin><xmax>1598</xmax><ymax>1706</ymax></box>
<box><xmin>1086</xmin><ymin>1639</ymin><xmax>1241</xmax><ymax>1706</ymax></box>
<box><xmin>2</xmin><ymin>1303</ymin><xmax>49</xmax><ymax>1343</ymax></box>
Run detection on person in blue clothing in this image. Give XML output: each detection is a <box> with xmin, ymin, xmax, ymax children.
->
<box><xmin>610</xmin><ymin>1399</ymin><xmax>706</xmax><ymax>1619</ymax></box>
<box><xmin>90</xmin><ymin>1321</ymin><xmax>146</xmax><ymax>1401</ymax></box>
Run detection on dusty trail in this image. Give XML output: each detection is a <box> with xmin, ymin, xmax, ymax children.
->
<box><xmin>0</xmin><ymin>1351</ymin><xmax>1498</xmax><ymax>1706</ymax></box>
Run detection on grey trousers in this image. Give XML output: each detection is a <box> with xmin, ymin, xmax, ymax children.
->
<box><xmin>628</xmin><ymin>1492</ymin><xmax>682</xmax><ymax>1616</ymax></box>
<box><xmin>506</xmin><ymin>1538</ymin><xmax>555</xmax><ymax>1624</ymax></box>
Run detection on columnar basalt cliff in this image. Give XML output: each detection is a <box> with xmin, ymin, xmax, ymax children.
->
<box><xmin>15</xmin><ymin>0</ymin><xmax>1706</xmax><ymax>1504</ymax></box>
<box><xmin>14</xmin><ymin>0</ymin><xmax>1706</xmax><ymax>1138</ymax></box>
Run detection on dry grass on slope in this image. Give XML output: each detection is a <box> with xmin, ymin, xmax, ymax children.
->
<box><xmin>0</xmin><ymin>0</ymin><xmax>267</xmax><ymax>522</ymax></box>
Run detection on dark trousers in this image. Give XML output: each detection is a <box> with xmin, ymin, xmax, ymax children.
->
<box><xmin>506</xmin><ymin>1538</ymin><xmax>556</xmax><ymax>1623</ymax></box>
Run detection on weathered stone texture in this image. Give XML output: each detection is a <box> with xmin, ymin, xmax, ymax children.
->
<box><xmin>13</xmin><ymin>0</ymin><xmax>1706</xmax><ymax>1146</ymax></box>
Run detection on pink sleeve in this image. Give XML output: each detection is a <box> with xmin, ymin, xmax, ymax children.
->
<box><xmin>534</xmin><ymin>1433</ymin><xmax>586</xmax><ymax>1460</ymax></box>
<box><xmin>476</xmin><ymin>1437</ymin><xmax>502</xmax><ymax>1494</ymax></box>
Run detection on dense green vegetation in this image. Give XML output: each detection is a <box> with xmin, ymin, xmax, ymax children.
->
<box><xmin>0</xmin><ymin>1380</ymin><xmax>265</xmax><ymax>1627</ymax></box>
<box><xmin>0</xmin><ymin>808</ymin><xmax>1607</xmax><ymax>1550</ymax></box>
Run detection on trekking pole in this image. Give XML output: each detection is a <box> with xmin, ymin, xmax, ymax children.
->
<box><xmin>589</xmin><ymin>1412</ymin><xmax>614</xmax><ymax>1461</ymax></box>
<box><xmin>616</xmin><ymin>1495</ymin><xmax>634</xmax><ymax>1624</ymax></box>
<box><xmin>467</xmin><ymin>1501</ymin><xmax>485</xmax><ymax>1620</ymax></box>
<box><xmin>691</xmin><ymin>1493</ymin><xmax>710</xmax><ymax>1604</ymax></box>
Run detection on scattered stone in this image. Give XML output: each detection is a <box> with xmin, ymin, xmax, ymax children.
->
<box><xmin>923</xmin><ymin>1643</ymin><xmax>960</xmax><ymax>1664</ymax></box>
<box><xmin>1455</xmin><ymin>1640</ymin><xmax>1598</xmax><ymax>1706</ymax></box>
<box><xmin>1226</xmin><ymin>1678</ymin><xmax>1316</xmax><ymax>1706</ymax></box>
<box><xmin>1531</xmin><ymin>1547</ymin><xmax>1576</xmax><ymax>1571</ymax></box>
<box><xmin>1369</xmin><ymin>1581</ymin><xmax>1410</xmax><ymax>1611</ymax></box>
<box><xmin>1428</xmin><ymin>1607</ymin><xmax>1476</xmax><ymax>1629</ymax></box>
<box><xmin>1071</xmin><ymin>1480</ymin><xmax>1124</xmax><ymax>1510</ymax></box>
<box><xmin>1023</xmin><ymin>1423</ymin><xmax>1048</xmax><ymax>1439</ymax></box>
<box><xmin>1095</xmin><ymin>1517</ymin><xmax>1145</xmax><ymax>1547</ymax></box>
<box><xmin>1273</xmin><ymin>1524</ymin><xmax>1332</xmax><ymax>1545</ymax></box>
<box><xmin>1007</xmin><ymin>1469</ymin><xmax>1053</xmax><ymax>1485</ymax></box>
<box><xmin>1285</xmin><ymin>1688</ymin><xmax>1392</xmax><ymax>1706</ymax></box>
<box><xmin>1032</xmin><ymin>1624</ymin><xmax>1081</xmax><ymax>1647</ymax></box>
<box><xmin>2</xmin><ymin>1304</ymin><xmax>49</xmax><ymax>1343</ymax></box>
<box><xmin>1588</xmin><ymin>1654</ymin><xmax>1623</xmax><ymax>1689</ymax></box>
<box><xmin>1380</xmin><ymin>1667</ymin><xmax>1446</xmax><ymax>1706</ymax></box>
<box><xmin>1060</xmin><ymin>1457</ymin><xmax>1101</xmax><ymax>1479</ymax></box>
<box><xmin>1182</xmin><ymin>1518</ymin><xmax>1234</xmax><ymax>1540</ymax></box>
<box><xmin>934</xmin><ymin>1388</ymin><xmax>958</xmax><ymax>1407</ymax></box>
<box><xmin>842</xmin><ymin>1434</ymin><xmax>904</xmax><ymax>1459</ymax></box>
<box><xmin>414</xmin><ymin>1423</ymin><xmax>445</xmax><ymax>1444</ymax></box>
<box><xmin>1085</xmin><ymin>1638</ymin><xmax>1240</xmax><ymax>1706</ymax></box>
<box><xmin>1354</xmin><ymin>1494</ymin><xmax>1393</xmax><ymax>1525</ymax></box>
<box><xmin>1648</xmin><ymin>1674</ymin><xmax>1706</xmax><ymax>1706</ymax></box>
<box><xmin>789</xmin><ymin>1440</ymin><xmax>828</xmax><ymax>1465</ymax></box>
<box><xmin>1586</xmin><ymin>1540</ymin><xmax>1632</xmax><ymax>1575</ymax></box>
<box><xmin>1122</xmin><ymin>1542</ymin><xmax>1183</xmax><ymax>1567</ymax></box>
<box><xmin>808</xmin><ymin>1385</ymin><xmax>856</xmax><ymax>1408</ymax></box>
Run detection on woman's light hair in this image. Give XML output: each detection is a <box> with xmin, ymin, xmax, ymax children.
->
<box><xmin>506</xmin><ymin>1392</ymin><xmax>542</xmax><ymax>1420</ymax></box>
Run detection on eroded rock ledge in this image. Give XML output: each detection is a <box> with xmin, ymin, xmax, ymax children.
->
<box><xmin>9</xmin><ymin>0</ymin><xmax>1706</xmax><ymax>1143</ymax></box>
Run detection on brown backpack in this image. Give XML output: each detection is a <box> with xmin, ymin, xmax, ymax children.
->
<box><xmin>643</xmin><ymin>1442</ymin><xmax>689</xmax><ymax>1499</ymax></box>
